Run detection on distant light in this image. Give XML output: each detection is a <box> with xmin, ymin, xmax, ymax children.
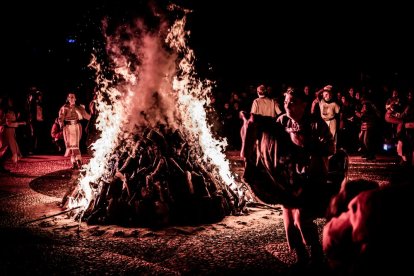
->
<box><xmin>383</xmin><ymin>143</ymin><xmax>395</xmax><ymax>151</ymax></box>
<box><xmin>66</xmin><ymin>38</ymin><xmax>76</xmax><ymax>44</ymax></box>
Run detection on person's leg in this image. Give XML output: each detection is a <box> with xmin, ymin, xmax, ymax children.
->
<box><xmin>70</xmin><ymin>154</ymin><xmax>77</xmax><ymax>169</ymax></box>
<box><xmin>75</xmin><ymin>124</ymin><xmax>83</xmax><ymax>167</ymax></box>
<box><xmin>0</xmin><ymin>131</ymin><xmax>10</xmax><ymax>173</ymax></box>
<box><xmin>283</xmin><ymin>207</ymin><xmax>309</xmax><ymax>264</ymax></box>
<box><xmin>296</xmin><ymin>209</ymin><xmax>324</xmax><ymax>264</ymax></box>
<box><xmin>65</xmin><ymin>124</ymin><xmax>81</xmax><ymax>169</ymax></box>
<box><xmin>63</xmin><ymin>126</ymin><xmax>71</xmax><ymax>157</ymax></box>
<box><xmin>365</xmin><ymin>128</ymin><xmax>376</xmax><ymax>160</ymax></box>
<box><xmin>0</xmin><ymin>158</ymin><xmax>10</xmax><ymax>173</ymax></box>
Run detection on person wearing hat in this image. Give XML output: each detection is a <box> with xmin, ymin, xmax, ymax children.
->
<box><xmin>312</xmin><ymin>85</ymin><xmax>340</xmax><ymax>150</ymax></box>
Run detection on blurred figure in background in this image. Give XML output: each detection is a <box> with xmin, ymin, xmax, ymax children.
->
<box><xmin>250</xmin><ymin>84</ymin><xmax>282</xmax><ymax>118</ymax></box>
<box><xmin>355</xmin><ymin>96</ymin><xmax>381</xmax><ymax>160</ymax></box>
<box><xmin>0</xmin><ymin>97</ymin><xmax>10</xmax><ymax>173</ymax></box>
<box><xmin>85</xmin><ymin>92</ymin><xmax>100</xmax><ymax>155</ymax></box>
<box><xmin>4</xmin><ymin>96</ymin><xmax>26</xmax><ymax>163</ymax></box>
<box><xmin>51</xmin><ymin>117</ymin><xmax>64</xmax><ymax>154</ymax></box>
<box><xmin>26</xmin><ymin>86</ymin><xmax>45</xmax><ymax>154</ymax></box>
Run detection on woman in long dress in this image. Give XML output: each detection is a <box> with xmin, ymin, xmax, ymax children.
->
<box><xmin>58</xmin><ymin>92</ymin><xmax>91</xmax><ymax>169</ymax></box>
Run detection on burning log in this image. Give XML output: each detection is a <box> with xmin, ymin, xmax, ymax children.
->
<box><xmin>65</xmin><ymin>127</ymin><xmax>246</xmax><ymax>227</ymax></box>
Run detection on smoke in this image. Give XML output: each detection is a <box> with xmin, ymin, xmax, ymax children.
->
<box><xmin>103</xmin><ymin>15</ymin><xmax>180</xmax><ymax>132</ymax></box>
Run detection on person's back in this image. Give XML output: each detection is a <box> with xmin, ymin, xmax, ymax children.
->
<box><xmin>250</xmin><ymin>84</ymin><xmax>282</xmax><ymax>118</ymax></box>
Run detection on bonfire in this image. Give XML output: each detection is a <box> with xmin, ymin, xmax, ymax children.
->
<box><xmin>62</xmin><ymin>5</ymin><xmax>248</xmax><ymax>227</ymax></box>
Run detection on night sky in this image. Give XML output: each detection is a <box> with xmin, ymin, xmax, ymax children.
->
<box><xmin>2</xmin><ymin>0</ymin><xmax>413</xmax><ymax>106</ymax></box>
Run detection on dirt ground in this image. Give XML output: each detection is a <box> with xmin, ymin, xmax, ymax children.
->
<box><xmin>0</xmin><ymin>152</ymin><xmax>400</xmax><ymax>275</ymax></box>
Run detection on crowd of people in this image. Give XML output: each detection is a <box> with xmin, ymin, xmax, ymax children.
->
<box><xmin>1</xmin><ymin>81</ymin><xmax>414</xmax><ymax>173</ymax></box>
<box><xmin>1</xmin><ymin>82</ymin><xmax>413</xmax><ymax>274</ymax></box>
<box><xmin>237</xmin><ymin>84</ymin><xmax>414</xmax><ymax>273</ymax></box>
<box><xmin>214</xmin><ymin>83</ymin><xmax>414</xmax><ymax>165</ymax></box>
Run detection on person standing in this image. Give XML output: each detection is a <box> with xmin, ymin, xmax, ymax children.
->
<box><xmin>277</xmin><ymin>88</ymin><xmax>335</xmax><ymax>266</ymax></box>
<box><xmin>0</xmin><ymin>98</ymin><xmax>10</xmax><ymax>173</ymax></box>
<box><xmin>355</xmin><ymin>96</ymin><xmax>381</xmax><ymax>160</ymax></box>
<box><xmin>240</xmin><ymin>87</ymin><xmax>335</xmax><ymax>267</ymax></box>
<box><xmin>4</xmin><ymin>97</ymin><xmax>26</xmax><ymax>163</ymax></box>
<box><xmin>249</xmin><ymin>84</ymin><xmax>283</xmax><ymax>156</ymax></box>
<box><xmin>312</xmin><ymin>85</ymin><xmax>340</xmax><ymax>150</ymax></box>
<box><xmin>250</xmin><ymin>84</ymin><xmax>282</xmax><ymax>118</ymax></box>
<box><xmin>58</xmin><ymin>92</ymin><xmax>91</xmax><ymax>169</ymax></box>
<box><xmin>85</xmin><ymin>92</ymin><xmax>100</xmax><ymax>155</ymax></box>
<box><xmin>26</xmin><ymin>86</ymin><xmax>45</xmax><ymax>154</ymax></box>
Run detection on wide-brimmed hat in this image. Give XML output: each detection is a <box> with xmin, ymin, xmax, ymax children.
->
<box><xmin>323</xmin><ymin>85</ymin><xmax>333</xmax><ymax>91</ymax></box>
<box><xmin>284</xmin><ymin>87</ymin><xmax>306</xmax><ymax>101</ymax></box>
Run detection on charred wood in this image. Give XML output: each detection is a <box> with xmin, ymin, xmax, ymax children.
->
<box><xmin>67</xmin><ymin>125</ymin><xmax>245</xmax><ymax>227</ymax></box>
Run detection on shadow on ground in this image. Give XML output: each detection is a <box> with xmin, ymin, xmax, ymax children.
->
<box><xmin>29</xmin><ymin>169</ymin><xmax>78</xmax><ymax>198</ymax></box>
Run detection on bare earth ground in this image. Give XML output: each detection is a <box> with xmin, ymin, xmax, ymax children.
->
<box><xmin>0</xmin><ymin>152</ymin><xmax>401</xmax><ymax>275</ymax></box>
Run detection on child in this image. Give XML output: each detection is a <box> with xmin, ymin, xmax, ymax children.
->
<box><xmin>51</xmin><ymin>117</ymin><xmax>64</xmax><ymax>153</ymax></box>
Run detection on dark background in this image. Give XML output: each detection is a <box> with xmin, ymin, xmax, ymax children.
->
<box><xmin>2</xmin><ymin>0</ymin><xmax>413</xmax><ymax>113</ymax></box>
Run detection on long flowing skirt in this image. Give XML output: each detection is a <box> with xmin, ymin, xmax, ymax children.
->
<box><xmin>63</xmin><ymin>124</ymin><xmax>82</xmax><ymax>161</ymax></box>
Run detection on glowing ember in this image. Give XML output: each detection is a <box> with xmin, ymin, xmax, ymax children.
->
<box><xmin>66</xmin><ymin>5</ymin><xmax>246</xmax><ymax>223</ymax></box>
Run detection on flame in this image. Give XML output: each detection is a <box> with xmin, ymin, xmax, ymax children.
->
<box><xmin>67</xmin><ymin>7</ymin><xmax>244</xmax><ymax>216</ymax></box>
<box><xmin>167</xmin><ymin>15</ymin><xmax>242</xmax><ymax>196</ymax></box>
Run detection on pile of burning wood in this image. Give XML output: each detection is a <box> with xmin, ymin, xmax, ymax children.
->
<box><xmin>63</xmin><ymin>126</ymin><xmax>246</xmax><ymax>227</ymax></box>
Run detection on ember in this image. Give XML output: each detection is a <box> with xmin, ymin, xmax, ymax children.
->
<box><xmin>62</xmin><ymin>5</ymin><xmax>247</xmax><ymax>227</ymax></box>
